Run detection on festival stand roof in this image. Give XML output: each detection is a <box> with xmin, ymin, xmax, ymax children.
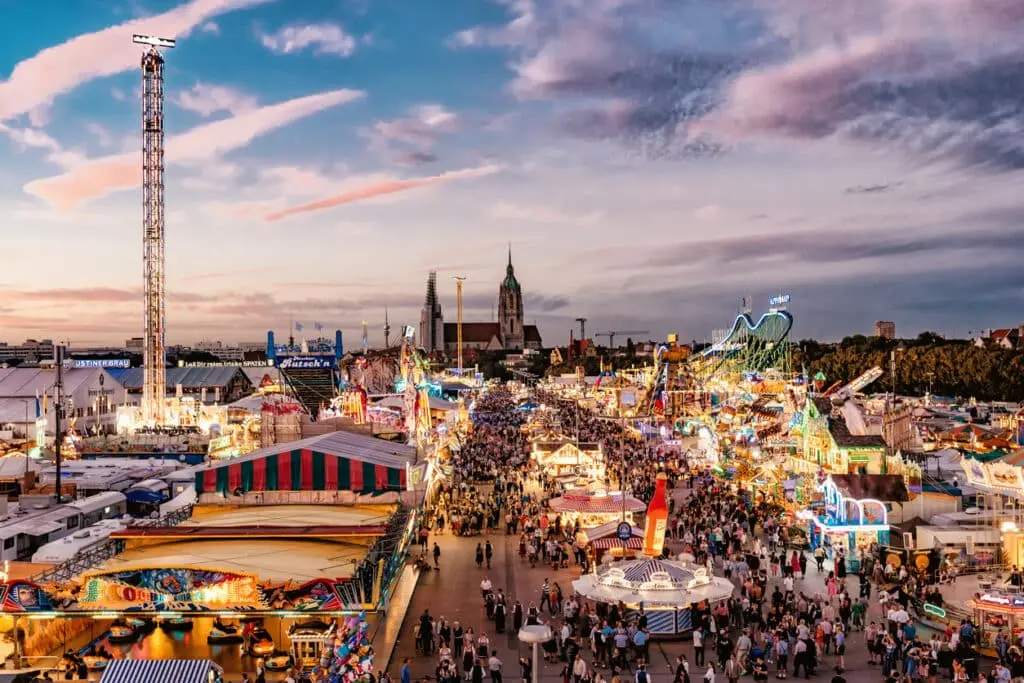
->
<box><xmin>99</xmin><ymin>659</ymin><xmax>219</xmax><ymax>683</ymax></box>
<box><xmin>193</xmin><ymin>430</ymin><xmax>414</xmax><ymax>496</ymax></box>
<box><xmin>549</xmin><ymin>493</ymin><xmax>647</xmax><ymax>514</ymax></box>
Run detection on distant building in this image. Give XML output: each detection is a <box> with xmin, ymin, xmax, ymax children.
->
<box><xmin>974</xmin><ymin>325</ymin><xmax>1024</xmax><ymax>350</ymax></box>
<box><xmin>0</xmin><ymin>339</ymin><xmax>55</xmax><ymax>363</ymax></box>
<box><xmin>873</xmin><ymin>321</ymin><xmax>896</xmax><ymax>339</ymax></box>
<box><xmin>419</xmin><ymin>250</ymin><xmax>544</xmax><ymax>355</ymax></box>
<box><xmin>418</xmin><ymin>271</ymin><xmax>446</xmax><ymax>354</ymax></box>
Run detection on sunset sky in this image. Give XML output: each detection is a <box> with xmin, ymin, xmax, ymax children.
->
<box><xmin>2</xmin><ymin>0</ymin><xmax>1022</xmax><ymax>347</ymax></box>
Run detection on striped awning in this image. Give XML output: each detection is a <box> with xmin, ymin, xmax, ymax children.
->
<box><xmin>591</xmin><ymin>536</ymin><xmax>643</xmax><ymax>549</ymax></box>
<box><xmin>620</xmin><ymin>559</ymin><xmax>692</xmax><ymax>584</ymax></box>
<box><xmin>195</xmin><ymin>447</ymin><xmax>407</xmax><ymax>496</ymax></box>
<box><xmin>100</xmin><ymin>659</ymin><xmax>215</xmax><ymax>683</ymax></box>
<box><xmin>549</xmin><ymin>494</ymin><xmax>647</xmax><ymax>514</ymax></box>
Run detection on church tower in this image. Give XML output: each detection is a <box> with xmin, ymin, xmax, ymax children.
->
<box><xmin>419</xmin><ymin>271</ymin><xmax>445</xmax><ymax>353</ymax></box>
<box><xmin>498</xmin><ymin>246</ymin><xmax>524</xmax><ymax>350</ymax></box>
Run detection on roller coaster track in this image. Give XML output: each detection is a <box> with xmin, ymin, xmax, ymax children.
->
<box><xmin>695</xmin><ymin>309</ymin><xmax>794</xmax><ymax>377</ymax></box>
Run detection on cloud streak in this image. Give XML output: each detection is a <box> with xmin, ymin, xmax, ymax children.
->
<box><xmin>173</xmin><ymin>83</ymin><xmax>259</xmax><ymax>117</ymax></box>
<box><xmin>264</xmin><ymin>164</ymin><xmax>502</xmax><ymax>222</ymax></box>
<box><xmin>260</xmin><ymin>23</ymin><xmax>358</xmax><ymax>57</ymax></box>
<box><xmin>0</xmin><ymin>0</ymin><xmax>272</xmax><ymax>122</ymax></box>
<box><xmin>23</xmin><ymin>89</ymin><xmax>365</xmax><ymax>209</ymax></box>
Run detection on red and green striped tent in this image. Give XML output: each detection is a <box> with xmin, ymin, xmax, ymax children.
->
<box><xmin>194</xmin><ymin>431</ymin><xmax>414</xmax><ymax>496</ymax></box>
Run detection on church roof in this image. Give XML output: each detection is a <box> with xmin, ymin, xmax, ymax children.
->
<box><xmin>502</xmin><ymin>246</ymin><xmax>521</xmax><ymax>291</ymax></box>
<box><xmin>524</xmin><ymin>325</ymin><xmax>542</xmax><ymax>343</ymax></box>
<box><xmin>443</xmin><ymin>322</ymin><xmax>502</xmax><ymax>343</ymax></box>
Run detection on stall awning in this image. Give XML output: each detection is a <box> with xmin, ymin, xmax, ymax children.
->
<box><xmin>592</xmin><ymin>536</ymin><xmax>643</xmax><ymax>549</ymax></box>
<box><xmin>549</xmin><ymin>494</ymin><xmax>647</xmax><ymax>514</ymax></box>
<box><xmin>100</xmin><ymin>659</ymin><xmax>216</xmax><ymax>683</ymax></box>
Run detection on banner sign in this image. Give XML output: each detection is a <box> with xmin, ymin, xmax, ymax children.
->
<box><xmin>70</xmin><ymin>359</ymin><xmax>131</xmax><ymax>368</ymax></box>
<box><xmin>1</xmin><ymin>572</ymin><xmax>364</xmax><ymax>613</ymax></box>
<box><xmin>278</xmin><ymin>356</ymin><xmax>335</xmax><ymax>370</ymax></box>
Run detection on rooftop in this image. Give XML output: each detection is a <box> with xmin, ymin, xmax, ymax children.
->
<box><xmin>0</xmin><ymin>367</ymin><xmax>121</xmax><ymax>399</ymax></box>
<box><xmin>107</xmin><ymin>366</ymin><xmax>250</xmax><ymax>391</ymax></box>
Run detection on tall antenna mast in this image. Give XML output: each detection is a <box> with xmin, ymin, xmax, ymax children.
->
<box><xmin>384</xmin><ymin>307</ymin><xmax>391</xmax><ymax>348</ymax></box>
<box><xmin>134</xmin><ymin>34</ymin><xmax>175</xmax><ymax>426</ymax></box>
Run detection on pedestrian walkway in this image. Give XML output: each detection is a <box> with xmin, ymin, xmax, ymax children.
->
<box><xmin>390</xmin><ymin>479</ymin><xmax>901</xmax><ymax>683</ymax></box>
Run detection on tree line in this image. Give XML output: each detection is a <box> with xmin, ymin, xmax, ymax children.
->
<box><xmin>796</xmin><ymin>333</ymin><xmax>1024</xmax><ymax>402</ymax></box>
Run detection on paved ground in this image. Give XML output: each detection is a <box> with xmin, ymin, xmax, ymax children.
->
<box><xmin>388</xmin><ymin>484</ymin><xmax>908</xmax><ymax>683</ymax></box>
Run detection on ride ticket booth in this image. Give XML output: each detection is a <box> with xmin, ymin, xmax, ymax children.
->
<box><xmin>966</xmin><ymin>592</ymin><xmax>1024</xmax><ymax>654</ymax></box>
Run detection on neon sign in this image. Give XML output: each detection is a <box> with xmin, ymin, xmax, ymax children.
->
<box><xmin>769</xmin><ymin>294</ymin><xmax>791</xmax><ymax>307</ymax></box>
<box><xmin>278</xmin><ymin>356</ymin><xmax>334</xmax><ymax>370</ymax></box>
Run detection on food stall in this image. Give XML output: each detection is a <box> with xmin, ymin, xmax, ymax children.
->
<box><xmin>548</xmin><ymin>491</ymin><xmax>647</xmax><ymax>528</ymax></box>
<box><xmin>532</xmin><ymin>438</ymin><xmax>605</xmax><ymax>482</ymax></box>
<box><xmin>966</xmin><ymin>591</ymin><xmax>1024</xmax><ymax>655</ymax></box>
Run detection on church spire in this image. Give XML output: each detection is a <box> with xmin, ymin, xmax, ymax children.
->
<box><xmin>507</xmin><ymin>242</ymin><xmax>512</xmax><ymax>268</ymax></box>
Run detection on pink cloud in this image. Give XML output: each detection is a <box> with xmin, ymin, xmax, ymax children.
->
<box><xmin>0</xmin><ymin>0</ymin><xmax>273</xmax><ymax>122</ymax></box>
<box><xmin>23</xmin><ymin>89</ymin><xmax>364</xmax><ymax>209</ymax></box>
<box><xmin>2</xmin><ymin>287</ymin><xmax>217</xmax><ymax>304</ymax></box>
<box><xmin>264</xmin><ymin>165</ymin><xmax>501</xmax><ymax>222</ymax></box>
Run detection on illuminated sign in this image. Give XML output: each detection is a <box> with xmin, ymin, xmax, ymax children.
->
<box><xmin>403</xmin><ymin>326</ymin><xmax>416</xmax><ymax>341</ymax></box>
<box><xmin>278</xmin><ymin>356</ymin><xmax>335</xmax><ymax>370</ymax></box>
<box><xmin>70</xmin><ymin>358</ymin><xmax>131</xmax><ymax>368</ymax></box>
<box><xmin>979</xmin><ymin>593</ymin><xmax>1024</xmax><ymax>607</ymax></box>
<box><xmin>179</xmin><ymin>361</ymin><xmax>272</xmax><ymax>368</ymax></box>
<box><xmin>769</xmin><ymin>294</ymin><xmax>791</xmax><ymax>307</ymax></box>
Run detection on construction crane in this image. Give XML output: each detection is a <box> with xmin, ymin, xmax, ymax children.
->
<box><xmin>594</xmin><ymin>330</ymin><xmax>650</xmax><ymax>350</ymax></box>
<box><xmin>575</xmin><ymin>317</ymin><xmax>588</xmax><ymax>341</ymax></box>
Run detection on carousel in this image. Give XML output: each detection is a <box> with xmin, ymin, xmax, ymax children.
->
<box><xmin>571</xmin><ymin>474</ymin><xmax>734</xmax><ymax>637</ymax></box>
<box><xmin>572</xmin><ymin>557</ymin><xmax>734</xmax><ymax>636</ymax></box>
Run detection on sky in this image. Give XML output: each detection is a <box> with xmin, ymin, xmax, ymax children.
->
<box><xmin>1</xmin><ymin>0</ymin><xmax>1023</xmax><ymax>348</ymax></box>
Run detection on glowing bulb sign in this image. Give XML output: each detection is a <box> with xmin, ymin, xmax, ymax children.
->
<box><xmin>80</xmin><ymin>569</ymin><xmax>262</xmax><ymax>609</ymax></box>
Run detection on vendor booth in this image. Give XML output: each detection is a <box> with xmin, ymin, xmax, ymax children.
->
<box><xmin>532</xmin><ymin>438</ymin><xmax>605</xmax><ymax>481</ymax></box>
<box><xmin>577</xmin><ymin>521</ymin><xmax>644</xmax><ymax>562</ymax></box>
<box><xmin>965</xmin><ymin>591</ymin><xmax>1024</xmax><ymax>654</ymax></box>
<box><xmin>548</xmin><ymin>491</ymin><xmax>646</xmax><ymax>528</ymax></box>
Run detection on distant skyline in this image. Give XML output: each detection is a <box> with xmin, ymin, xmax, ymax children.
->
<box><xmin>2</xmin><ymin>0</ymin><xmax>1022</xmax><ymax>345</ymax></box>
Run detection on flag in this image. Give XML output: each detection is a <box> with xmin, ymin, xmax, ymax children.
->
<box><xmin>295</xmin><ymin>322</ymin><xmax>304</xmax><ymax>332</ymax></box>
<box><xmin>35</xmin><ymin>390</ymin><xmax>40</xmax><ymax>419</ymax></box>
<box><xmin>314</xmin><ymin>321</ymin><xmax>324</xmax><ymax>332</ymax></box>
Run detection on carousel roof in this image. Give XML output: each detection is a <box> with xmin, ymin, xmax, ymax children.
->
<box><xmin>572</xmin><ymin>557</ymin><xmax>735</xmax><ymax>607</ymax></box>
<box><xmin>618</xmin><ymin>559</ymin><xmax>692</xmax><ymax>585</ymax></box>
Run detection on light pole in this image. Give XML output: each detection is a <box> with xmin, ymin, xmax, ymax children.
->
<box><xmin>452</xmin><ymin>276</ymin><xmax>466</xmax><ymax>376</ymax></box>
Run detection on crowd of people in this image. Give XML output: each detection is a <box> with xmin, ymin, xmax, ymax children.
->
<box><xmin>401</xmin><ymin>385</ymin><xmax>986</xmax><ymax>683</ymax></box>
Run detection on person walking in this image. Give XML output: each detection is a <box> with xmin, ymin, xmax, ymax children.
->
<box><xmin>489</xmin><ymin>650</ymin><xmax>504</xmax><ymax>683</ymax></box>
<box><xmin>485</xmin><ymin>540</ymin><xmax>494</xmax><ymax>569</ymax></box>
<box><xmin>540</xmin><ymin>579</ymin><xmax>552</xmax><ymax>613</ymax></box>
<box><xmin>434</xmin><ymin>542</ymin><xmax>442</xmax><ymax>568</ymax></box>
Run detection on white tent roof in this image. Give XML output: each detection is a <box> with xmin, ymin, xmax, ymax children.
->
<box><xmin>0</xmin><ymin>367</ymin><xmax>118</xmax><ymax>398</ymax></box>
<box><xmin>0</xmin><ymin>397</ymin><xmax>37</xmax><ymax>424</ymax></box>
<box><xmin>0</xmin><ymin>454</ymin><xmax>41</xmax><ymax>479</ymax></box>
